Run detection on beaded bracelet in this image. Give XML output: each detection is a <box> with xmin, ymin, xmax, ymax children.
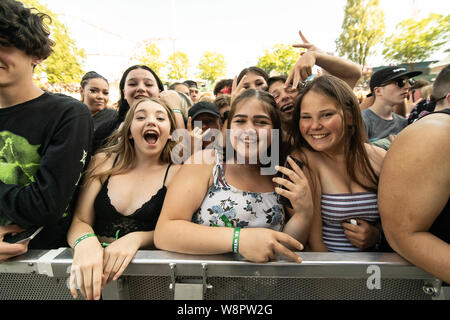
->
<box><xmin>73</xmin><ymin>233</ymin><xmax>96</xmax><ymax>249</ymax></box>
<box><xmin>232</xmin><ymin>227</ymin><xmax>240</xmax><ymax>254</ymax></box>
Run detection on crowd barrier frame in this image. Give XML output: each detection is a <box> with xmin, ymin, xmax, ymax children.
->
<box><xmin>0</xmin><ymin>249</ymin><xmax>448</xmax><ymax>300</ymax></box>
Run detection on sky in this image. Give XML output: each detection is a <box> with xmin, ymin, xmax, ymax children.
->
<box><xmin>38</xmin><ymin>0</ymin><xmax>450</xmax><ymax>85</ymax></box>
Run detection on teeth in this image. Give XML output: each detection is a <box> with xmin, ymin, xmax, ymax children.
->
<box><xmin>311</xmin><ymin>134</ymin><xmax>328</xmax><ymax>139</ymax></box>
<box><xmin>281</xmin><ymin>104</ymin><xmax>293</xmax><ymax>112</ymax></box>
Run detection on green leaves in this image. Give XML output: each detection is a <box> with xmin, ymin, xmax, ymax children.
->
<box><xmin>256</xmin><ymin>44</ymin><xmax>299</xmax><ymax>76</ymax></box>
<box><xmin>197</xmin><ymin>51</ymin><xmax>227</xmax><ymax>84</ymax></box>
<box><xmin>136</xmin><ymin>43</ymin><xmax>166</xmax><ymax>76</ymax></box>
<box><xmin>383</xmin><ymin>13</ymin><xmax>450</xmax><ymax>64</ymax></box>
<box><xmin>335</xmin><ymin>0</ymin><xmax>385</xmax><ymax>67</ymax></box>
<box><xmin>167</xmin><ymin>51</ymin><xmax>190</xmax><ymax>81</ymax></box>
<box><xmin>20</xmin><ymin>0</ymin><xmax>86</xmax><ymax>84</ymax></box>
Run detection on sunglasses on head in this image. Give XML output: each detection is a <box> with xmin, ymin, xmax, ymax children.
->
<box><xmin>382</xmin><ymin>78</ymin><xmax>415</xmax><ymax>88</ymax></box>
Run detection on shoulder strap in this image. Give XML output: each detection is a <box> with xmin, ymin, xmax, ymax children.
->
<box><xmin>162</xmin><ymin>163</ymin><xmax>172</xmax><ymax>185</ymax></box>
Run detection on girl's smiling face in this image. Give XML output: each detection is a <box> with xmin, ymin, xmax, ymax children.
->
<box><xmin>123</xmin><ymin>68</ymin><xmax>160</xmax><ymax>108</ymax></box>
<box><xmin>229</xmin><ymin>97</ymin><xmax>274</xmax><ymax>163</ymax></box>
<box><xmin>299</xmin><ymin>90</ymin><xmax>346</xmax><ymax>154</ymax></box>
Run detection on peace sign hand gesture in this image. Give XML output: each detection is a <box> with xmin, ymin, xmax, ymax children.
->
<box><xmin>285</xmin><ymin>30</ymin><xmax>324</xmax><ymax>89</ymax></box>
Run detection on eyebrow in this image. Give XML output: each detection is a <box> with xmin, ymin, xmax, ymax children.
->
<box><xmin>233</xmin><ymin>114</ymin><xmax>272</xmax><ymax>120</ymax></box>
<box><xmin>127</xmin><ymin>78</ymin><xmax>155</xmax><ymax>82</ymax></box>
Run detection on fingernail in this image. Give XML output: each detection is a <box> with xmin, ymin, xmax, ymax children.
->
<box><xmin>275</xmin><ymin>165</ymin><xmax>280</xmax><ymax>170</ymax></box>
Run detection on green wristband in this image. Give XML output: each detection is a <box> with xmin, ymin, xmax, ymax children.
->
<box><xmin>172</xmin><ymin>109</ymin><xmax>182</xmax><ymax>114</ymax></box>
<box><xmin>73</xmin><ymin>233</ymin><xmax>96</xmax><ymax>249</ymax></box>
<box><xmin>232</xmin><ymin>227</ymin><xmax>240</xmax><ymax>254</ymax></box>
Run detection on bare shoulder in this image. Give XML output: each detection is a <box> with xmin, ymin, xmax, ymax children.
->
<box><xmin>90</xmin><ymin>152</ymin><xmax>115</xmax><ymax>173</ymax></box>
<box><xmin>173</xmin><ymin>149</ymin><xmax>217</xmax><ymax>187</ymax></box>
<box><xmin>383</xmin><ymin>113</ymin><xmax>450</xmax><ymax>177</ymax></box>
<box><xmin>390</xmin><ymin>113</ymin><xmax>450</xmax><ymax>159</ymax></box>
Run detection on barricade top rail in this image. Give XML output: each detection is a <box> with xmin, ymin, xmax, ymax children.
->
<box><xmin>0</xmin><ymin>248</ymin><xmax>435</xmax><ymax>280</ymax></box>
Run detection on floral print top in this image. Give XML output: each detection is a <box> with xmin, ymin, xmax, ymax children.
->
<box><xmin>192</xmin><ymin>153</ymin><xmax>285</xmax><ymax>231</ymax></box>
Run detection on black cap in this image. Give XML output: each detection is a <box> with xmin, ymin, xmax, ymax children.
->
<box><xmin>367</xmin><ymin>66</ymin><xmax>422</xmax><ymax>97</ymax></box>
<box><xmin>188</xmin><ymin>101</ymin><xmax>220</xmax><ymax>120</ymax></box>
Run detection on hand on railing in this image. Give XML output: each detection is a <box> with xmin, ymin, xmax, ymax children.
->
<box><xmin>238</xmin><ymin>228</ymin><xmax>303</xmax><ymax>263</ymax></box>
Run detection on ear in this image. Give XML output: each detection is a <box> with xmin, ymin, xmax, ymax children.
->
<box><xmin>31</xmin><ymin>56</ymin><xmax>44</xmax><ymax>67</ymax></box>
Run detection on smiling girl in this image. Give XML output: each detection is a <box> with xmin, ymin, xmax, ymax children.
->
<box><xmin>289</xmin><ymin>75</ymin><xmax>386</xmax><ymax>252</ymax></box>
<box><xmin>67</xmin><ymin>98</ymin><xmax>180</xmax><ymax>300</ymax></box>
<box><xmin>154</xmin><ymin>89</ymin><xmax>313</xmax><ymax>263</ymax></box>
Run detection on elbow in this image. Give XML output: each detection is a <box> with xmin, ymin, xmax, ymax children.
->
<box><xmin>153</xmin><ymin>223</ymin><xmax>167</xmax><ymax>251</ymax></box>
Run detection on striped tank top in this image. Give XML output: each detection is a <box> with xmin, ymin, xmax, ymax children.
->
<box><xmin>321</xmin><ymin>192</ymin><xmax>380</xmax><ymax>252</ymax></box>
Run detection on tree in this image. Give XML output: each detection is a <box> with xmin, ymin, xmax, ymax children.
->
<box><xmin>383</xmin><ymin>13</ymin><xmax>450</xmax><ymax>68</ymax></box>
<box><xmin>20</xmin><ymin>0</ymin><xmax>86</xmax><ymax>84</ymax></box>
<box><xmin>136</xmin><ymin>42</ymin><xmax>166</xmax><ymax>76</ymax></box>
<box><xmin>335</xmin><ymin>0</ymin><xmax>385</xmax><ymax>68</ymax></box>
<box><xmin>197</xmin><ymin>51</ymin><xmax>227</xmax><ymax>83</ymax></box>
<box><xmin>256</xmin><ymin>44</ymin><xmax>299</xmax><ymax>75</ymax></box>
<box><xmin>166</xmin><ymin>51</ymin><xmax>189</xmax><ymax>81</ymax></box>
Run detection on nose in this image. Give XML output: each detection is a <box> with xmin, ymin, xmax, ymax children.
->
<box><xmin>310</xmin><ymin>117</ymin><xmax>323</xmax><ymax>130</ymax></box>
<box><xmin>136</xmin><ymin>81</ymin><xmax>146</xmax><ymax>92</ymax></box>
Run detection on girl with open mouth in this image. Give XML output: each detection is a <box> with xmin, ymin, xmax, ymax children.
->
<box><xmin>67</xmin><ymin>98</ymin><xmax>180</xmax><ymax>300</ymax></box>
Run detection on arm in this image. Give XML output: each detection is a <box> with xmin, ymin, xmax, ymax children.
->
<box><xmin>286</xmin><ymin>30</ymin><xmax>362</xmax><ymax>89</ymax></box>
<box><xmin>154</xmin><ymin>151</ymin><xmax>304</xmax><ymax>263</ymax></box>
<box><xmin>378</xmin><ymin>115</ymin><xmax>450</xmax><ymax>283</ymax></box>
<box><xmin>305</xmin><ymin>163</ymin><xmax>327</xmax><ymax>252</ymax></box>
<box><xmin>67</xmin><ymin>153</ymin><xmax>108</xmax><ymax>301</ymax></box>
<box><xmin>0</xmin><ymin>108</ymin><xmax>92</xmax><ymax>227</ymax></box>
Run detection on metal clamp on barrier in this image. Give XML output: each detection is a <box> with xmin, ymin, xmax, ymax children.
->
<box><xmin>169</xmin><ymin>262</ymin><xmax>213</xmax><ymax>300</ymax></box>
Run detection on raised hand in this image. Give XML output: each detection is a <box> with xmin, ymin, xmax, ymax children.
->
<box><xmin>273</xmin><ymin>156</ymin><xmax>313</xmax><ymax>215</ymax></box>
<box><xmin>285</xmin><ymin>30</ymin><xmax>324</xmax><ymax>89</ymax></box>
<box><xmin>231</xmin><ymin>75</ymin><xmax>247</xmax><ymax>105</ymax></box>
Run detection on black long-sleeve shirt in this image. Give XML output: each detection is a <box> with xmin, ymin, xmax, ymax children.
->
<box><xmin>0</xmin><ymin>92</ymin><xmax>93</xmax><ymax>249</ymax></box>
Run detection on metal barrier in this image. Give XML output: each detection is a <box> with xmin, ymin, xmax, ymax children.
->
<box><xmin>0</xmin><ymin>248</ymin><xmax>448</xmax><ymax>300</ymax></box>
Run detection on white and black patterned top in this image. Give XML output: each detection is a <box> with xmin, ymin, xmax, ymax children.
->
<box><xmin>192</xmin><ymin>153</ymin><xmax>285</xmax><ymax>230</ymax></box>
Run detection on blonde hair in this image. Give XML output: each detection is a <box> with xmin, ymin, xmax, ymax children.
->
<box><xmin>87</xmin><ymin>98</ymin><xmax>177</xmax><ymax>182</ymax></box>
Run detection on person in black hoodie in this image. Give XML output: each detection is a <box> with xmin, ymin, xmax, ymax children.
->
<box><xmin>0</xmin><ymin>0</ymin><xmax>92</xmax><ymax>259</ymax></box>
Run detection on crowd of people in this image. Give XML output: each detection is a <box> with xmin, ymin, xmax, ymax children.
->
<box><xmin>0</xmin><ymin>0</ymin><xmax>449</xmax><ymax>300</ymax></box>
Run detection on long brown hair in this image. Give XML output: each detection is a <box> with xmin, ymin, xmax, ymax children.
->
<box><xmin>87</xmin><ymin>98</ymin><xmax>177</xmax><ymax>183</ymax></box>
<box><xmin>289</xmin><ymin>75</ymin><xmax>378</xmax><ymax>192</ymax></box>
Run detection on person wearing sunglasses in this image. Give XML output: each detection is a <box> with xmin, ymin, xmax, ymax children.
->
<box><xmin>361</xmin><ymin>66</ymin><xmax>422</xmax><ymax>150</ymax></box>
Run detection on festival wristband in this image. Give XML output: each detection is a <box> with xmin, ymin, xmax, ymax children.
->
<box><xmin>73</xmin><ymin>233</ymin><xmax>96</xmax><ymax>249</ymax></box>
<box><xmin>172</xmin><ymin>109</ymin><xmax>182</xmax><ymax>114</ymax></box>
<box><xmin>220</xmin><ymin>215</ymin><xmax>233</xmax><ymax>228</ymax></box>
<box><xmin>232</xmin><ymin>227</ymin><xmax>240</xmax><ymax>254</ymax></box>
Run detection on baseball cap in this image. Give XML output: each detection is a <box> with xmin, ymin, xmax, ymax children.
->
<box><xmin>188</xmin><ymin>101</ymin><xmax>221</xmax><ymax>120</ymax></box>
<box><xmin>367</xmin><ymin>66</ymin><xmax>422</xmax><ymax>97</ymax></box>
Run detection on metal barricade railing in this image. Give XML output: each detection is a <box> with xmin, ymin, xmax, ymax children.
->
<box><xmin>0</xmin><ymin>249</ymin><xmax>448</xmax><ymax>300</ymax></box>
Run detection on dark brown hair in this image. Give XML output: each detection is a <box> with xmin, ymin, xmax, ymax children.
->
<box><xmin>0</xmin><ymin>0</ymin><xmax>54</xmax><ymax>59</ymax></box>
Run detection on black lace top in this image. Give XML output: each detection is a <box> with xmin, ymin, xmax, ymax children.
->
<box><xmin>93</xmin><ymin>161</ymin><xmax>172</xmax><ymax>238</ymax></box>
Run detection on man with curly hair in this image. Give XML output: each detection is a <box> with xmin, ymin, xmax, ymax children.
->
<box><xmin>0</xmin><ymin>0</ymin><xmax>92</xmax><ymax>262</ymax></box>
